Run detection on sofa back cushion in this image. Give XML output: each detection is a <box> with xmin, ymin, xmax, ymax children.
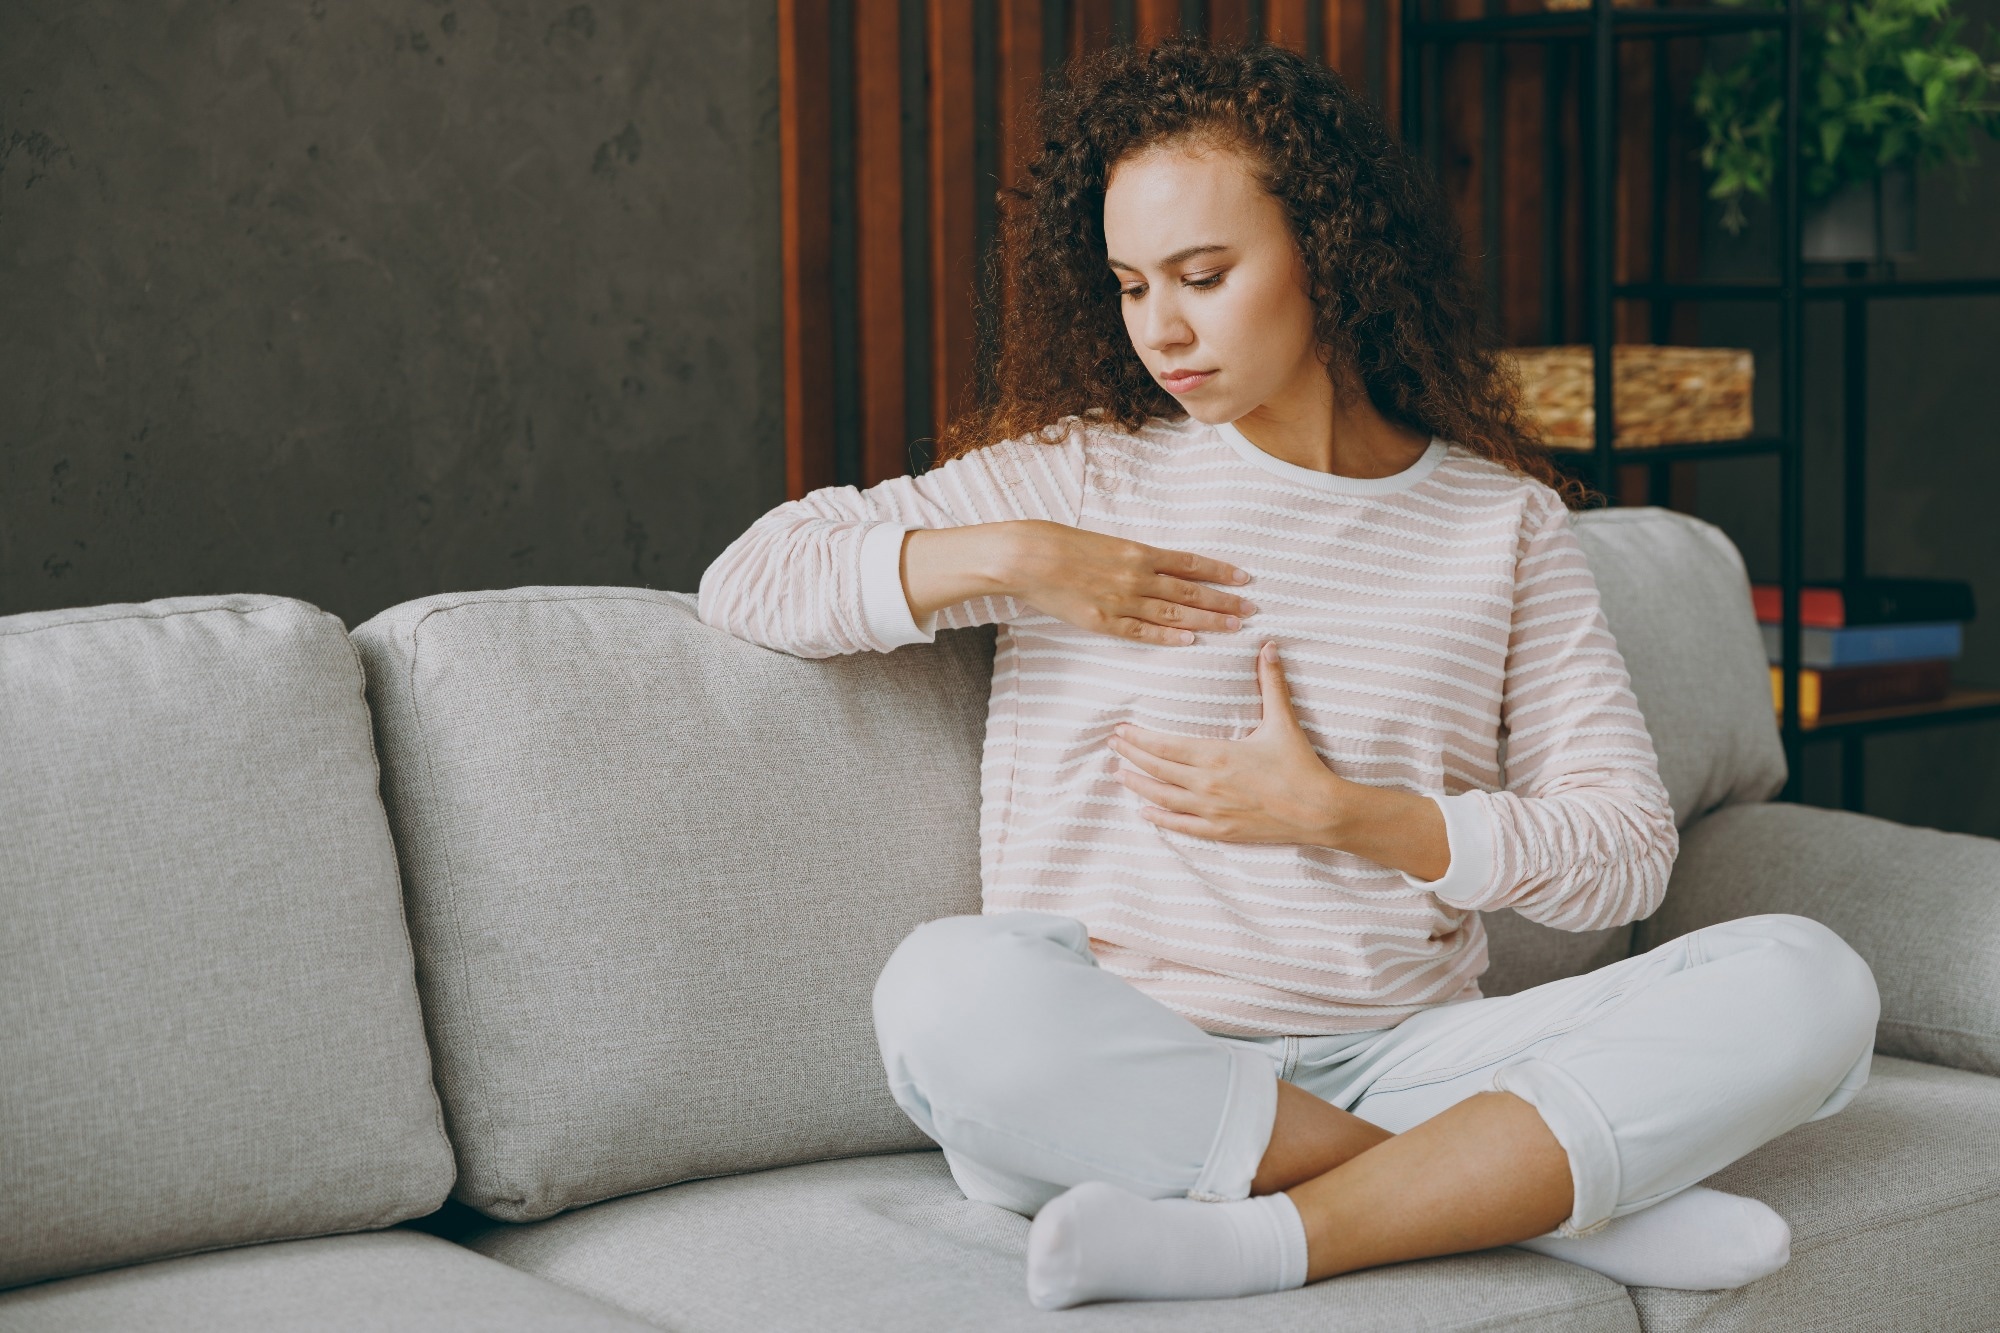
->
<box><xmin>0</xmin><ymin>596</ymin><xmax>453</xmax><ymax>1290</ymax></box>
<box><xmin>351</xmin><ymin>589</ymin><xmax>993</xmax><ymax>1222</ymax></box>
<box><xmin>1479</xmin><ymin>507</ymin><xmax>1785</xmax><ymax>995</ymax></box>
<box><xmin>1571</xmin><ymin>506</ymin><xmax>1786</xmax><ymax>827</ymax></box>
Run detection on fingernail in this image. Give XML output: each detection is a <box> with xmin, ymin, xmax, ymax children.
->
<box><xmin>1224</xmin><ymin>615</ymin><xmax>1241</xmax><ymax>631</ymax></box>
<box><xmin>1233</xmin><ymin>570</ymin><xmax>1250</xmax><ymax>583</ymax></box>
<box><xmin>1240</xmin><ymin>601</ymin><xmax>1258</xmax><ymax>615</ymax></box>
<box><xmin>1177</xmin><ymin>630</ymin><xmax>1195</xmax><ymax>644</ymax></box>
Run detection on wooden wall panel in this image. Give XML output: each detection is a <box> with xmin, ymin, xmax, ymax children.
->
<box><xmin>1266</xmin><ymin>0</ymin><xmax>1313</xmax><ymax>52</ymax></box>
<box><xmin>778</xmin><ymin>0</ymin><xmax>1694</xmax><ymax>507</ymax></box>
<box><xmin>854</xmin><ymin>0</ymin><xmax>906</xmax><ymax>485</ymax></box>
<box><xmin>1069</xmin><ymin>0</ymin><xmax>1115</xmax><ymax>55</ymax></box>
<box><xmin>1207</xmin><ymin>0</ymin><xmax>1255</xmax><ymax>43</ymax></box>
<box><xmin>928</xmin><ymin>0</ymin><xmax>979</xmax><ymax>439</ymax></box>
<box><xmin>779</xmin><ymin>0</ymin><xmax>834</xmax><ymax>498</ymax></box>
<box><xmin>997</xmin><ymin>0</ymin><xmax>1045</xmax><ymax>191</ymax></box>
<box><xmin>1133</xmin><ymin>0</ymin><xmax>1184</xmax><ymax>46</ymax></box>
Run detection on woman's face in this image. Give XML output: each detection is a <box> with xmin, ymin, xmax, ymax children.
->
<box><xmin>1102</xmin><ymin>139</ymin><xmax>1324</xmax><ymax>426</ymax></box>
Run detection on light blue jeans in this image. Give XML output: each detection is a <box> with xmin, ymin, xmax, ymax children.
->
<box><xmin>872</xmin><ymin>910</ymin><xmax>1879</xmax><ymax>1239</ymax></box>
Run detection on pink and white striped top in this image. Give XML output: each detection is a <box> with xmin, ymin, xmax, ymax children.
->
<box><xmin>698</xmin><ymin>414</ymin><xmax>1679</xmax><ymax>1036</ymax></box>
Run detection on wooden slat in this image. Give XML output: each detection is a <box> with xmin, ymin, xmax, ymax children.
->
<box><xmin>997</xmin><ymin>0</ymin><xmax>1044</xmax><ymax>192</ymax></box>
<box><xmin>928</xmin><ymin>0</ymin><xmax>979</xmax><ymax>437</ymax></box>
<box><xmin>779</xmin><ymin>0</ymin><xmax>835</xmax><ymax>499</ymax></box>
<box><xmin>1266</xmin><ymin>0</ymin><xmax>1312</xmax><ymax>51</ymax></box>
<box><xmin>1333</xmin><ymin>0</ymin><xmax>1369</xmax><ymax>92</ymax></box>
<box><xmin>1320</xmin><ymin>0</ymin><xmax>1343</xmax><ymax>72</ymax></box>
<box><xmin>1208</xmin><ymin>0</ymin><xmax>1254</xmax><ymax>43</ymax></box>
<box><xmin>1499</xmin><ymin>39</ymin><xmax>1545</xmax><ymax>345</ymax></box>
<box><xmin>1134</xmin><ymin>0</ymin><xmax>1183</xmax><ymax>45</ymax></box>
<box><xmin>854</xmin><ymin>0</ymin><xmax>906</xmax><ymax>485</ymax></box>
<box><xmin>1069</xmin><ymin>0</ymin><xmax>1115</xmax><ymax>56</ymax></box>
<box><xmin>1382</xmin><ymin>0</ymin><xmax>1402</xmax><ymax>132</ymax></box>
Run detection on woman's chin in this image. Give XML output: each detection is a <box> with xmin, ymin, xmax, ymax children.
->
<box><xmin>1172</xmin><ymin>395</ymin><xmax>1243</xmax><ymax>426</ymax></box>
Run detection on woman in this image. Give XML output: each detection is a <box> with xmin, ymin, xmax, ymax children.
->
<box><xmin>698</xmin><ymin>40</ymin><xmax>1878</xmax><ymax>1311</ymax></box>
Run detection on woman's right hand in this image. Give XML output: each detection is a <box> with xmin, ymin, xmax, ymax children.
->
<box><xmin>903</xmin><ymin>520</ymin><xmax>1255</xmax><ymax>647</ymax></box>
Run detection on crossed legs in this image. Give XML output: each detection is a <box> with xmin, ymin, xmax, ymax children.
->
<box><xmin>874</xmin><ymin>909</ymin><xmax>1874</xmax><ymax>1306</ymax></box>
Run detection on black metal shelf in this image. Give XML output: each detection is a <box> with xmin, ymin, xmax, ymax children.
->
<box><xmin>1796</xmin><ymin>687</ymin><xmax>2000</xmax><ymax>740</ymax></box>
<box><xmin>1546</xmin><ymin>434</ymin><xmax>1783</xmax><ymax>465</ymax></box>
<box><xmin>1409</xmin><ymin>7</ymin><xmax>1790</xmax><ymax>44</ymax></box>
<box><xmin>1614</xmin><ymin>276</ymin><xmax>2000</xmax><ymax>301</ymax></box>
<box><xmin>1400</xmin><ymin>0</ymin><xmax>1993</xmax><ymax>815</ymax></box>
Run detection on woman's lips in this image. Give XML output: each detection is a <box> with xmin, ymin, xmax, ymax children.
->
<box><xmin>1160</xmin><ymin>368</ymin><xmax>1216</xmax><ymax>393</ymax></box>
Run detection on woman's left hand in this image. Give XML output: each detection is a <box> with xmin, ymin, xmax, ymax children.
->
<box><xmin>1108</xmin><ymin>640</ymin><xmax>1351</xmax><ymax>846</ymax></box>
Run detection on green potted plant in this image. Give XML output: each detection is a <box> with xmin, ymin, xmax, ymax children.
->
<box><xmin>1692</xmin><ymin>0</ymin><xmax>2000</xmax><ymax>262</ymax></box>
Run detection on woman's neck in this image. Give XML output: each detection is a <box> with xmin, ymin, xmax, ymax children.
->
<box><xmin>1229</xmin><ymin>374</ymin><xmax>1432</xmax><ymax>480</ymax></box>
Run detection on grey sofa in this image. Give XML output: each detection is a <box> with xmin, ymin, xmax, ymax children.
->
<box><xmin>3</xmin><ymin>505</ymin><xmax>1997</xmax><ymax>1332</ymax></box>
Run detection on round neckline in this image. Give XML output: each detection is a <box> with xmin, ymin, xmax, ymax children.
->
<box><xmin>1214</xmin><ymin>418</ymin><xmax>1448</xmax><ymax>495</ymax></box>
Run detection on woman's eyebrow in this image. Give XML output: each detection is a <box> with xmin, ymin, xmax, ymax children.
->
<box><xmin>1106</xmin><ymin>243</ymin><xmax>1231</xmax><ymax>271</ymax></box>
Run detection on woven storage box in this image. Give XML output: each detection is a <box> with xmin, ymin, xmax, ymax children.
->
<box><xmin>1505</xmin><ymin>343</ymin><xmax>1754</xmax><ymax>450</ymax></box>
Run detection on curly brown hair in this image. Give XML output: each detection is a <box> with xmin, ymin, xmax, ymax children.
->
<box><xmin>935</xmin><ymin>38</ymin><xmax>1594</xmax><ymax>510</ymax></box>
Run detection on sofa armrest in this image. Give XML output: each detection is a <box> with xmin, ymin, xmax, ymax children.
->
<box><xmin>1634</xmin><ymin>801</ymin><xmax>2000</xmax><ymax>1077</ymax></box>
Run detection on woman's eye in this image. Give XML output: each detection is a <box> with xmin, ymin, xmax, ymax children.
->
<box><xmin>1185</xmin><ymin>272</ymin><xmax>1225</xmax><ymax>289</ymax></box>
<box><xmin>1119</xmin><ymin>286</ymin><xmax>1145</xmax><ymax>300</ymax></box>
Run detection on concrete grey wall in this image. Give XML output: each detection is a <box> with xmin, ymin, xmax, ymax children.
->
<box><xmin>1692</xmin><ymin>0</ymin><xmax>2000</xmax><ymax>838</ymax></box>
<box><xmin>1</xmin><ymin>0</ymin><xmax>781</xmax><ymax>627</ymax></box>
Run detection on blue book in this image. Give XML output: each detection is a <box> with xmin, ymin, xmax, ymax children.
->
<box><xmin>1762</xmin><ymin>620</ymin><xmax>1963</xmax><ymax>669</ymax></box>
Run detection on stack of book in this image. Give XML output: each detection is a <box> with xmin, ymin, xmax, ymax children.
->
<box><xmin>1755</xmin><ymin>578</ymin><xmax>1976</xmax><ymax>725</ymax></box>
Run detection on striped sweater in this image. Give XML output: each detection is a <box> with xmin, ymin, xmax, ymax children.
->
<box><xmin>698</xmin><ymin>414</ymin><xmax>1680</xmax><ymax>1036</ymax></box>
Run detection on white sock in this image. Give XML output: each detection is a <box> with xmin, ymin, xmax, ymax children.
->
<box><xmin>1511</xmin><ymin>1185</ymin><xmax>1792</xmax><ymax>1290</ymax></box>
<box><xmin>1025</xmin><ymin>1181</ymin><xmax>1309</xmax><ymax>1310</ymax></box>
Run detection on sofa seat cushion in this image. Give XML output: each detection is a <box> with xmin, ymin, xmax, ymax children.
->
<box><xmin>0</xmin><ymin>1231</ymin><xmax>656</xmax><ymax>1332</ymax></box>
<box><xmin>1631</xmin><ymin>1054</ymin><xmax>2000</xmax><ymax>1332</ymax></box>
<box><xmin>459</xmin><ymin>1151</ymin><xmax>1640</xmax><ymax>1332</ymax></box>
<box><xmin>0</xmin><ymin>596</ymin><xmax>452</xmax><ymax>1289</ymax></box>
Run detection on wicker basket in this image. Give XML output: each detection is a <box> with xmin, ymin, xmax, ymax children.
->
<box><xmin>1503</xmin><ymin>344</ymin><xmax>1755</xmax><ymax>450</ymax></box>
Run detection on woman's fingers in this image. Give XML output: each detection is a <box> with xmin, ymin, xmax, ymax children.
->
<box><xmin>1114</xmin><ymin>764</ymin><xmax>1205</xmax><ymax>814</ymax></box>
<box><xmin>1154</xmin><ymin>575</ymin><xmax>1256</xmax><ymax>619</ymax></box>
<box><xmin>1116</xmin><ymin>725</ymin><xmax>1207</xmax><ymax>765</ymax></box>
<box><xmin>1109</xmin><ymin>733</ymin><xmax>1205</xmax><ymax>787</ymax></box>
<box><xmin>1150</xmin><ymin>544</ymin><xmax>1251</xmax><ymax>588</ymax></box>
<box><xmin>1134</xmin><ymin>596</ymin><xmax>1242</xmax><ymax>634</ymax></box>
<box><xmin>1110</xmin><ymin>615</ymin><xmax>1196</xmax><ymax>646</ymax></box>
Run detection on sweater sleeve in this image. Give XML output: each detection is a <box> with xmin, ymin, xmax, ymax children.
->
<box><xmin>1399</xmin><ymin>497</ymin><xmax>1680</xmax><ymax>931</ymax></box>
<box><xmin>696</xmin><ymin>423</ymin><xmax>1090</xmax><ymax>658</ymax></box>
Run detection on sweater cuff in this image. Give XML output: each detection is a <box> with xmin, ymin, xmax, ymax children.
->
<box><xmin>1400</xmin><ymin>792</ymin><xmax>1497</xmax><ymax>907</ymax></box>
<box><xmin>858</xmin><ymin>522</ymin><xmax>939</xmax><ymax>648</ymax></box>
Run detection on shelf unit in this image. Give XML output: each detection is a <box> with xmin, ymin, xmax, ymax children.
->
<box><xmin>1398</xmin><ymin>0</ymin><xmax>2000</xmax><ymax>810</ymax></box>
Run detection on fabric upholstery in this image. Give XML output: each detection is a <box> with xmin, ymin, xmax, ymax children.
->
<box><xmin>1570</xmin><ymin>508</ymin><xmax>1787</xmax><ymax>828</ymax></box>
<box><xmin>350</xmin><ymin>588</ymin><xmax>995</xmax><ymax>1222</ymax></box>
<box><xmin>1475</xmin><ymin>910</ymin><xmax>1637</xmax><ymax>998</ymax></box>
<box><xmin>460</xmin><ymin>1150</ymin><xmax>1640</xmax><ymax>1332</ymax></box>
<box><xmin>0</xmin><ymin>596</ymin><xmax>453</xmax><ymax>1290</ymax></box>
<box><xmin>1630</xmin><ymin>1054</ymin><xmax>2000</xmax><ymax>1332</ymax></box>
<box><xmin>1636</xmin><ymin>800</ymin><xmax>2000</xmax><ymax>1078</ymax></box>
<box><xmin>0</xmin><ymin>1231</ymin><xmax>654</xmax><ymax>1332</ymax></box>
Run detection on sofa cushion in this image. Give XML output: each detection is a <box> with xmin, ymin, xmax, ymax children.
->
<box><xmin>458</xmin><ymin>1151</ymin><xmax>1640</xmax><ymax>1332</ymax></box>
<box><xmin>0</xmin><ymin>1231</ymin><xmax>655</xmax><ymax>1332</ymax></box>
<box><xmin>0</xmin><ymin>596</ymin><xmax>453</xmax><ymax>1289</ymax></box>
<box><xmin>1570</xmin><ymin>507</ymin><xmax>1786</xmax><ymax>829</ymax></box>
<box><xmin>1630</xmin><ymin>1054</ymin><xmax>2000</xmax><ymax>1332</ymax></box>
<box><xmin>1637</xmin><ymin>801</ymin><xmax>2000</xmax><ymax>1078</ymax></box>
<box><xmin>351</xmin><ymin>588</ymin><xmax>995</xmax><ymax>1223</ymax></box>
